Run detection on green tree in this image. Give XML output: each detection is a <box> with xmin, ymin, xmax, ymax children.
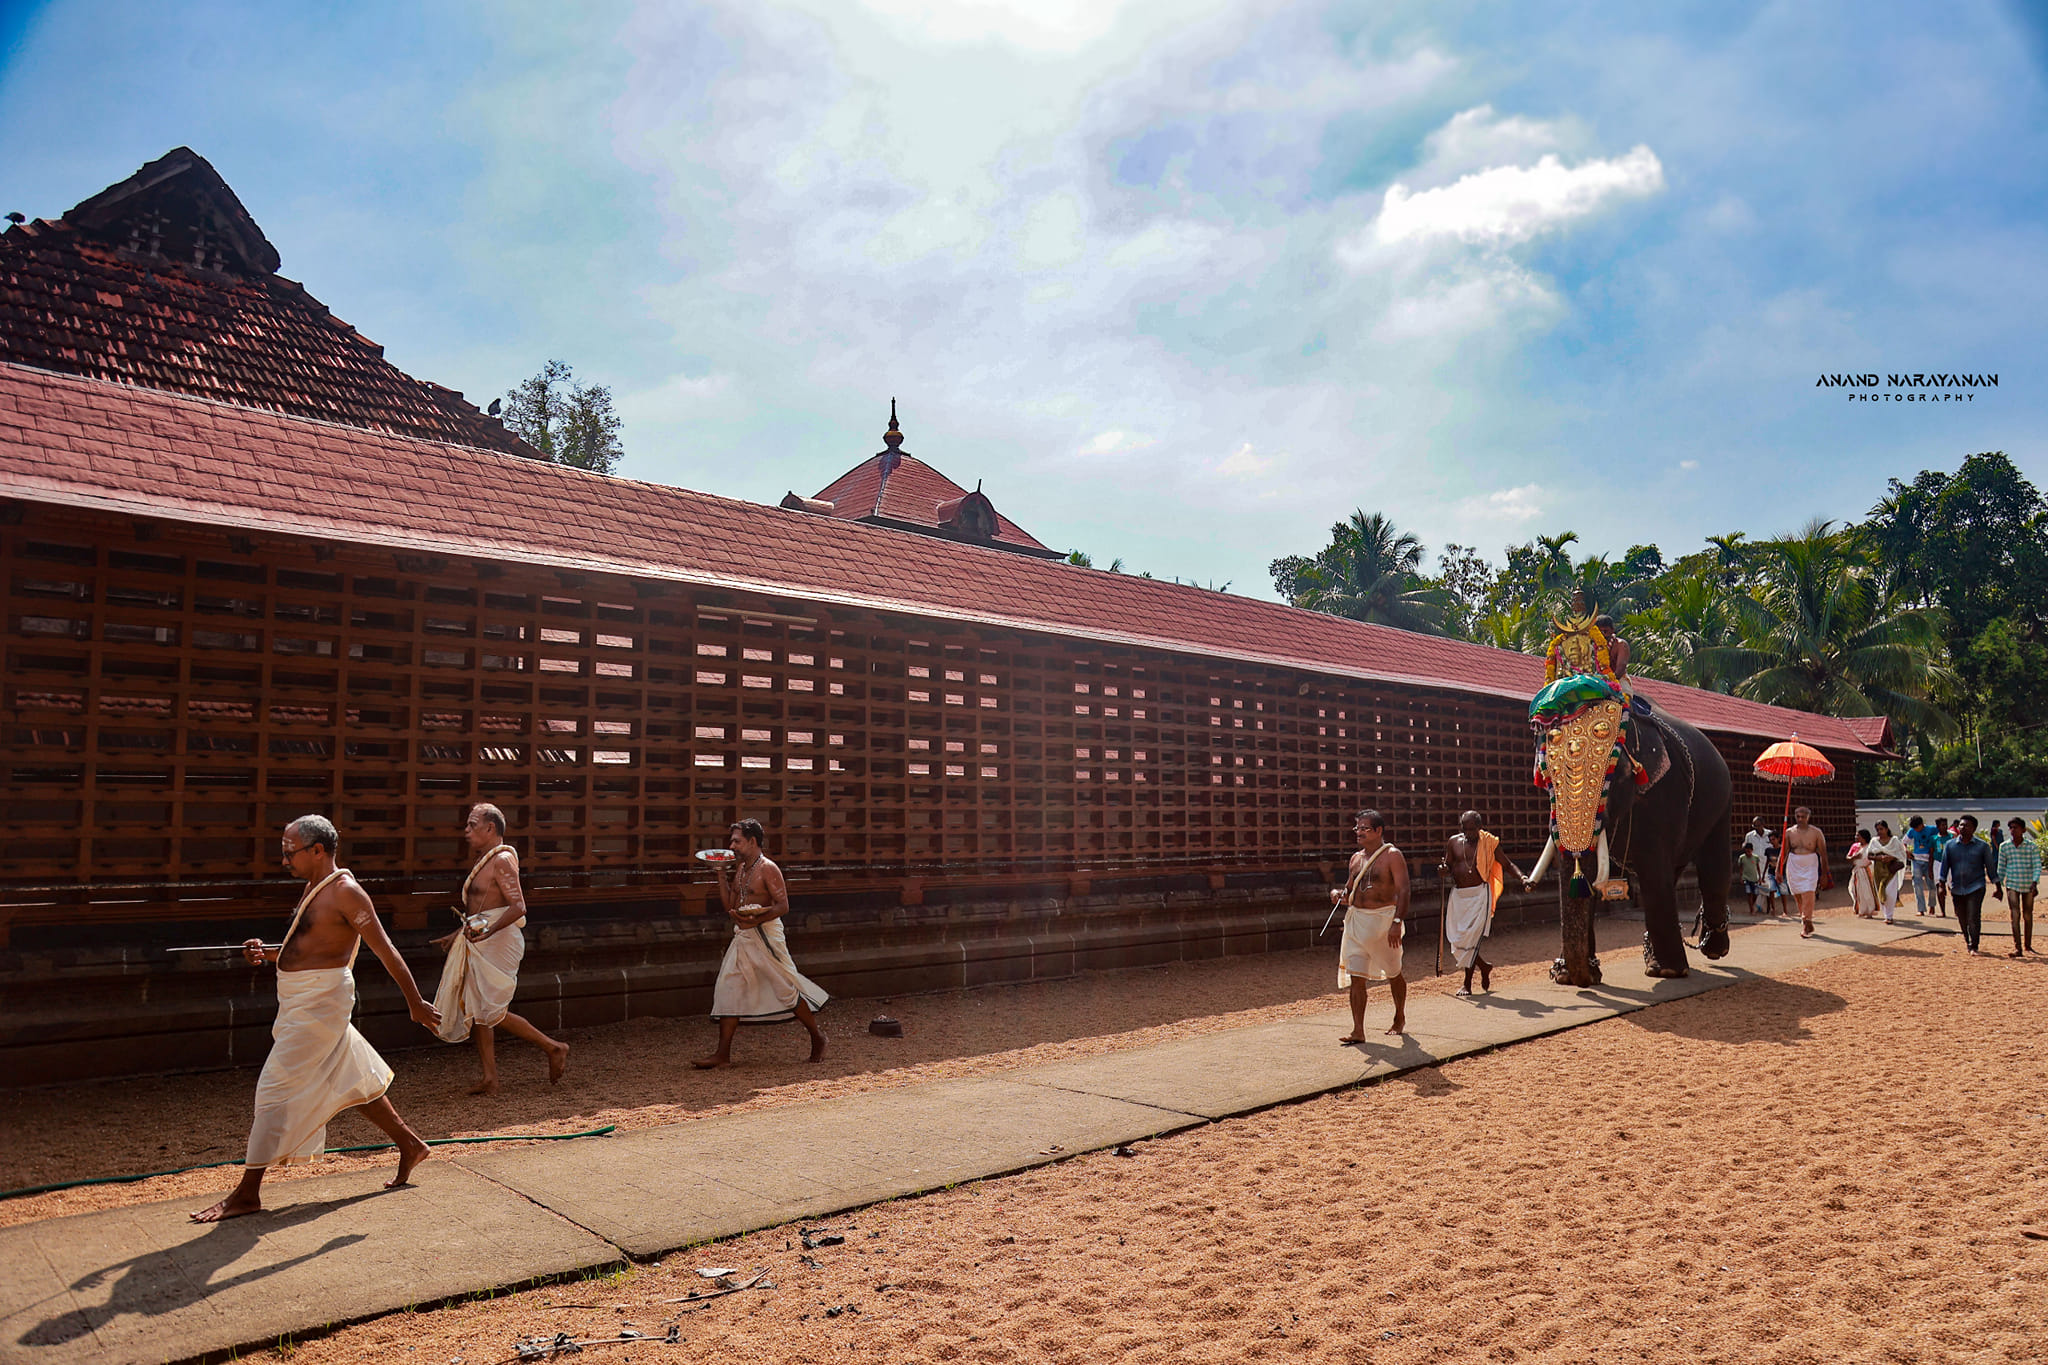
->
<box><xmin>1863</xmin><ymin>452</ymin><xmax>2048</xmax><ymax>639</ymax></box>
<box><xmin>1284</xmin><ymin>511</ymin><xmax>1451</xmax><ymax>634</ymax></box>
<box><xmin>1702</xmin><ymin>519</ymin><xmax>1955</xmax><ymax>734</ymax></box>
<box><xmin>1432</xmin><ymin>542</ymin><xmax>1500</xmax><ymax>640</ymax></box>
<box><xmin>503</xmin><ymin>360</ymin><xmax>625</xmax><ymax>474</ymax></box>
<box><xmin>1626</xmin><ymin>568</ymin><xmax>1740</xmax><ymax>692</ymax></box>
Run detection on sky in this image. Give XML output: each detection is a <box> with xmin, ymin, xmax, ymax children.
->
<box><xmin>3</xmin><ymin>0</ymin><xmax>2044</xmax><ymax>600</ymax></box>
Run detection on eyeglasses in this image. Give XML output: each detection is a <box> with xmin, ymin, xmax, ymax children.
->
<box><xmin>279</xmin><ymin>843</ymin><xmax>313</xmax><ymax>862</ymax></box>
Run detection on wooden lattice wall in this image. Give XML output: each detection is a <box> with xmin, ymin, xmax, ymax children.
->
<box><xmin>1</xmin><ymin>503</ymin><xmax>1863</xmax><ymax>943</ymax></box>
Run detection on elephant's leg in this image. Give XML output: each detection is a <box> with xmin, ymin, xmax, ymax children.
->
<box><xmin>1554</xmin><ymin>863</ymin><xmax>1597</xmax><ymax>988</ymax></box>
<box><xmin>1694</xmin><ymin>833</ymin><xmax>1733</xmax><ymax>960</ymax></box>
<box><xmin>1640</xmin><ymin>866</ymin><xmax>1690</xmax><ymax>978</ymax></box>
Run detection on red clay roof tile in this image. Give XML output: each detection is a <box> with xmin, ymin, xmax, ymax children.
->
<box><xmin>1</xmin><ymin>361</ymin><xmax>1886</xmax><ymax>758</ymax></box>
<box><xmin>1</xmin><ymin>148</ymin><xmax>534</xmax><ymax>458</ymax></box>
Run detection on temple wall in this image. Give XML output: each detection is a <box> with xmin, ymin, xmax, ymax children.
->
<box><xmin>2</xmin><ymin>500</ymin><xmax>1866</xmax><ymax>1082</ymax></box>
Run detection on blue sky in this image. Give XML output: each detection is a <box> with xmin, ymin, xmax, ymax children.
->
<box><xmin>4</xmin><ymin>0</ymin><xmax>2043</xmax><ymax>599</ymax></box>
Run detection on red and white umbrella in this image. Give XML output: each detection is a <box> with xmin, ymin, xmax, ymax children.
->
<box><xmin>1753</xmin><ymin>737</ymin><xmax>1835</xmax><ymax>785</ymax></box>
<box><xmin>1753</xmin><ymin>735</ymin><xmax>1835</xmax><ymax>877</ymax></box>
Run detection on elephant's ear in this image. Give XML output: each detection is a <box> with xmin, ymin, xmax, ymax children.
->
<box><xmin>1635</xmin><ymin>715</ymin><xmax>1675</xmax><ymax>791</ymax></box>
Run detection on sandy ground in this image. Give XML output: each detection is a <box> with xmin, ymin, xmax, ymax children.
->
<box><xmin>215</xmin><ymin>900</ymin><xmax>2044</xmax><ymax>1365</ymax></box>
<box><xmin>10</xmin><ymin>895</ymin><xmax>2047</xmax><ymax>1365</ymax></box>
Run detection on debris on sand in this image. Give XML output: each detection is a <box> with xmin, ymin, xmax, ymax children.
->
<box><xmin>662</xmin><ymin>1267</ymin><xmax>774</xmax><ymax>1306</ymax></box>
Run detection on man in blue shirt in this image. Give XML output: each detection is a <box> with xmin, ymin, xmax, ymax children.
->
<box><xmin>1905</xmin><ymin>816</ymin><xmax>1938</xmax><ymax>916</ymax></box>
<box><xmin>1940</xmin><ymin>816</ymin><xmax>1994</xmax><ymax>954</ymax></box>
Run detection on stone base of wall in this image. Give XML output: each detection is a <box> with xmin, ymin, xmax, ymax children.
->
<box><xmin>2</xmin><ymin>884</ymin><xmax>1577</xmax><ymax>1087</ymax></box>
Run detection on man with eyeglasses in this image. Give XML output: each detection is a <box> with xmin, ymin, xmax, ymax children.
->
<box><xmin>429</xmin><ymin>803</ymin><xmax>569</xmax><ymax>1093</ymax></box>
<box><xmin>190</xmin><ymin>815</ymin><xmax>441</xmax><ymax>1223</ymax></box>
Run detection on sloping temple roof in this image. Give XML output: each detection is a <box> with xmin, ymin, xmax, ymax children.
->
<box><xmin>0</xmin><ymin>361</ymin><xmax>1888</xmax><ymax>758</ymax></box>
<box><xmin>786</xmin><ymin>402</ymin><xmax>1057</xmax><ymax>556</ymax></box>
<box><xmin>0</xmin><ymin>147</ymin><xmax>534</xmax><ymax>456</ymax></box>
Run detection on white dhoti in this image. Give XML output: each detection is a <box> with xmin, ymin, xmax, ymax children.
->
<box><xmin>1785</xmin><ymin>851</ymin><xmax>1821</xmax><ymax>895</ymax></box>
<box><xmin>1337</xmin><ymin>905</ymin><xmax>1403</xmax><ymax>987</ymax></box>
<box><xmin>433</xmin><ymin>914</ymin><xmax>527</xmax><ymax>1043</ymax></box>
<box><xmin>245</xmin><ymin>966</ymin><xmax>393</xmax><ymax>1169</ymax></box>
<box><xmin>1849</xmin><ymin>865</ymin><xmax>1876</xmax><ymax>915</ymax></box>
<box><xmin>711</xmin><ymin>910</ymin><xmax>829</xmax><ymax>1022</ymax></box>
<box><xmin>1445</xmin><ymin>884</ymin><xmax>1493</xmax><ymax>970</ymax></box>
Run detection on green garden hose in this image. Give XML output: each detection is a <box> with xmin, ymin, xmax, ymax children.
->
<box><xmin>0</xmin><ymin>1124</ymin><xmax>616</xmax><ymax>1201</ymax></box>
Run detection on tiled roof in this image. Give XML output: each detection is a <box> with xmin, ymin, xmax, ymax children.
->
<box><xmin>807</xmin><ymin>407</ymin><xmax>1050</xmax><ymax>553</ymax></box>
<box><xmin>1840</xmin><ymin>716</ymin><xmax>1899</xmax><ymax>757</ymax></box>
<box><xmin>0</xmin><ymin>362</ymin><xmax>1887</xmax><ymax>757</ymax></box>
<box><xmin>0</xmin><ymin>147</ymin><xmax>534</xmax><ymax>458</ymax></box>
<box><xmin>810</xmin><ymin>450</ymin><xmax>1049</xmax><ymax>550</ymax></box>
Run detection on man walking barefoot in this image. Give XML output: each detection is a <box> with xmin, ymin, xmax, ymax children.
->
<box><xmin>692</xmin><ymin>819</ymin><xmax>828</xmax><ymax>1068</ymax></box>
<box><xmin>431</xmin><ymin>804</ymin><xmax>569</xmax><ymax>1094</ymax></box>
<box><xmin>1335</xmin><ymin>809</ymin><xmax>1409</xmax><ymax>1040</ymax></box>
<box><xmin>1782</xmin><ymin>806</ymin><xmax>1827</xmax><ymax>938</ymax></box>
<box><xmin>1443</xmin><ymin>811</ymin><xmax>1526</xmax><ymax>997</ymax></box>
<box><xmin>191</xmin><ymin>816</ymin><xmax>440</xmax><ymax>1222</ymax></box>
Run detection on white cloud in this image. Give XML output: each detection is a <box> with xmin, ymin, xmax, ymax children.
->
<box><xmin>1412</xmin><ymin>104</ymin><xmax>1572</xmax><ymax>184</ymax></box>
<box><xmin>1376</xmin><ymin>145</ymin><xmax>1665</xmax><ymax>248</ymax></box>
<box><xmin>1217</xmin><ymin>442</ymin><xmax>1276</xmax><ymax>478</ymax></box>
<box><xmin>852</xmin><ymin>0</ymin><xmax>1147</xmax><ymax>53</ymax></box>
<box><xmin>1456</xmin><ymin>483</ymin><xmax>1547</xmax><ymax>524</ymax></box>
<box><xmin>617</xmin><ymin>371</ymin><xmax>735</xmax><ymax>426</ymax></box>
<box><xmin>1678</xmin><ymin>458</ymin><xmax>1700</xmax><ymax>470</ymax></box>
<box><xmin>1078</xmin><ymin>428</ymin><xmax>1154</xmax><ymax>456</ymax></box>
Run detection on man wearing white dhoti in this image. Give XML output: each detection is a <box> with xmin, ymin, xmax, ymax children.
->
<box><xmin>692</xmin><ymin>818</ymin><xmax>828</xmax><ymax>1068</ymax></box>
<box><xmin>1334</xmin><ymin>809</ymin><xmax>1410</xmax><ymax>1040</ymax></box>
<box><xmin>432</xmin><ymin>804</ymin><xmax>569</xmax><ymax>1094</ymax></box>
<box><xmin>1782</xmin><ymin>806</ymin><xmax>1828</xmax><ymax>938</ymax></box>
<box><xmin>190</xmin><ymin>815</ymin><xmax>441</xmax><ymax>1223</ymax></box>
<box><xmin>1443</xmin><ymin>811</ymin><xmax>1527</xmax><ymax>997</ymax></box>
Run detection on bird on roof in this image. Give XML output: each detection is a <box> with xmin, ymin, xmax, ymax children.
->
<box><xmin>487</xmin><ymin>398</ymin><xmax>503</xmax><ymax>417</ymax></box>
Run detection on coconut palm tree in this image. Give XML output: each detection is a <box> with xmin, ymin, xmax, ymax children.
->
<box><xmin>1471</xmin><ymin>600</ymin><xmax>1551</xmax><ymax>654</ymax></box>
<box><xmin>1290</xmin><ymin>511</ymin><xmax>1452</xmax><ymax>635</ymax></box>
<box><xmin>1628</xmin><ymin>571</ymin><xmax>1740</xmax><ymax>691</ymax></box>
<box><xmin>1701</xmin><ymin>520</ymin><xmax>1956</xmax><ymax>735</ymax></box>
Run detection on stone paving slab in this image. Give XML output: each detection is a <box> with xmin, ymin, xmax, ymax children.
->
<box><xmin>0</xmin><ymin>1163</ymin><xmax>620</xmax><ymax>1365</ymax></box>
<box><xmin>0</xmin><ymin>916</ymin><xmax>1924</xmax><ymax>1364</ymax></box>
<box><xmin>460</xmin><ymin>1076</ymin><xmax>1203</xmax><ymax>1258</ymax></box>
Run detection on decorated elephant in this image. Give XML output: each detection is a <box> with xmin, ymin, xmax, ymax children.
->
<box><xmin>1526</xmin><ymin>673</ymin><xmax>1734</xmax><ymax>986</ymax></box>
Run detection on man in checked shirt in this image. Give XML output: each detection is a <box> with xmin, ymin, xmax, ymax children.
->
<box><xmin>1993</xmin><ymin>819</ymin><xmax>2040</xmax><ymax>958</ymax></box>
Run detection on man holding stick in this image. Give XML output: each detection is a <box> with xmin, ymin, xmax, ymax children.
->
<box><xmin>190</xmin><ymin>815</ymin><xmax>439</xmax><ymax>1223</ymax></box>
<box><xmin>1443</xmin><ymin>810</ymin><xmax>1527</xmax><ymax>997</ymax></box>
<box><xmin>431</xmin><ymin>804</ymin><xmax>569</xmax><ymax>1094</ymax></box>
<box><xmin>1334</xmin><ymin>809</ymin><xmax>1410</xmax><ymax>1040</ymax></box>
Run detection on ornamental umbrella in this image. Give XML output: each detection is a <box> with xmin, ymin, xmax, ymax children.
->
<box><xmin>1753</xmin><ymin>735</ymin><xmax>1835</xmax><ymax>878</ymax></box>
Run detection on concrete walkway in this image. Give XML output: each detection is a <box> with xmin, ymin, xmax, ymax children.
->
<box><xmin>0</xmin><ymin>917</ymin><xmax>1926</xmax><ymax>1365</ymax></box>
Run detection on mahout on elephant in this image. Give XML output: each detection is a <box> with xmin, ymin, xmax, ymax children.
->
<box><xmin>1526</xmin><ymin>605</ymin><xmax>1734</xmax><ymax>986</ymax></box>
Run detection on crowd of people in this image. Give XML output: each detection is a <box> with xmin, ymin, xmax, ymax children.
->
<box><xmin>1737</xmin><ymin>811</ymin><xmax>2041</xmax><ymax>957</ymax></box>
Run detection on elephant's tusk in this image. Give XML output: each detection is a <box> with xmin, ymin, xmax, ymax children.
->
<box><xmin>1527</xmin><ymin>834</ymin><xmax>1558</xmax><ymax>886</ymax></box>
<box><xmin>1596</xmin><ymin>829</ymin><xmax>1611</xmax><ymax>890</ymax></box>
